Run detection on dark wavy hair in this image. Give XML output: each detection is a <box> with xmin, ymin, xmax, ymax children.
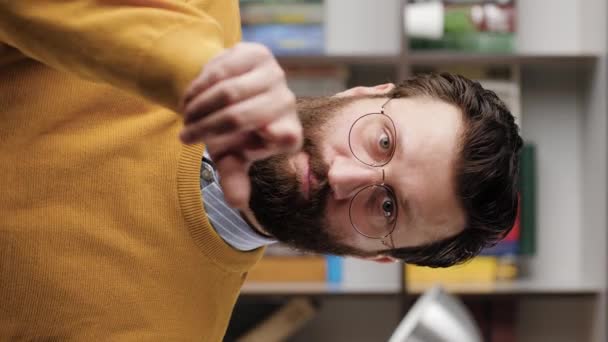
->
<box><xmin>385</xmin><ymin>73</ymin><xmax>523</xmax><ymax>267</ymax></box>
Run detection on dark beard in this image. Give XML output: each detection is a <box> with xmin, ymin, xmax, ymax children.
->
<box><xmin>248</xmin><ymin>96</ymin><xmax>367</xmax><ymax>256</ymax></box>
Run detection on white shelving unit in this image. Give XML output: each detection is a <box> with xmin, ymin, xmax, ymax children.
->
<box><xmin>238</xmin><ymin>1</ymin><xmax>607</xmax><ymax>341</ymax></box>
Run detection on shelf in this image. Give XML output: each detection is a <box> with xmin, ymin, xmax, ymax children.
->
<box><xmin>276</xmin><ymin>53</ymin><xmax>598</xmax><ymax>67</ymax></box>
<box><xmin>241</xmin><ymin>279</ymin><xmax>603</xmax><ymax>297</ymax></box>
<box><xmin>407</xmin><ymin>52</ymin><xmax>599</xmax><ymax>66</ymax></box>
<box><xmin>241</xmin><ymin>282</ymin><xmax>402</xmax><ymax>296</ymax></box>
<box><xmin>408</xmin><ymin>279</ymin><xmax>604</xmax><ymax>296</ymax></box>
<box><xmin>277</xmin><ymin>55</ymin><xmax>399</xmax><ymax>66</ymax></box>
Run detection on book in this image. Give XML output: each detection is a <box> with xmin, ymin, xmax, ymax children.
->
<box><xmin>241</xmin><ymin>24</ymin><xmax>324</xmax><ymax>55</ymax></box>
<box><xmin>326</xmin><ymin>255</ymin><xmax>343</xmax><ymax>285</ymax></box>
<box><xmin>480</xmin><ymin>196</ymin><xmax>520</xmax><ymax>257</ymax></box>
<box><xmin>519</xmin><ymin>144</ymin><xmax>537</xmax><ymax>255</ymax></box>
<box><xmin>246</xmin><ymin>255</ymin><xmax>327</xmax><ymax>282</ymax></box>
<box><xmin>405</xmin><ymin>255</ymin><xmax>517</xmax><ymax>286</ymax></box>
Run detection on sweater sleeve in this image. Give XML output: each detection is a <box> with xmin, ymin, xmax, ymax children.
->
<box><xmin>0</xmin><ymin>0</ymin><xmax>231</xmax><ymax>112</ymax></box>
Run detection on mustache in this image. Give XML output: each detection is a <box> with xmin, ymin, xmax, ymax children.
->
<box><xmin>303</xmin><ymin>137</ymin><xmax>331</xmax><ymax>205</ymax></box>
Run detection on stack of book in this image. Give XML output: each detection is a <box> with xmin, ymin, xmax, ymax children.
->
<box><xmin>240</xmin><ymin>0</ymin><xmax>324</xmax><ymax>55</ymax></box>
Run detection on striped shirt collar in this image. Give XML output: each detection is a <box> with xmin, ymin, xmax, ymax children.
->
<box><xmin>200</xmin><ymin>150</ymin><xmax>276</xmax><ymax>251</ymax></box>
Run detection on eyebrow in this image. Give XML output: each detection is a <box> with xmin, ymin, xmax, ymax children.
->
<box><xmin>392</xmin><ymin>120</ymin><xmax>415</xmax><ymax>230</ymax></box>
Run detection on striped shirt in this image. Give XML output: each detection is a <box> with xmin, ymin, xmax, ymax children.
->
<box><xmin>200</xmin><ymin>150</ymin><xmax>277</xmax><ymax>251</ymax></box>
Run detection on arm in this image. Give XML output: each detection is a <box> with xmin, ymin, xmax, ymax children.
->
<box><xmin>0</xmin><ymin>0</ymin><xmax>231</xmax><ymax>111</ymax></box>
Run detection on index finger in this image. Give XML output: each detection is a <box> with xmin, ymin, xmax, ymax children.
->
<box><xmin>182</xmin><ymin>43</ymin><xmax>275</xmax><ymax>107</ymax></box>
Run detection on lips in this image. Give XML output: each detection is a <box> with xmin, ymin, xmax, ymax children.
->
<box><xmin>300</xmin><ymin>153</ymin><xmax>311</xmax><ymax>200</ymax></box>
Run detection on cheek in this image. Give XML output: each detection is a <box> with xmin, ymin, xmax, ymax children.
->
<box><xmin>324</xmin><ymin>199</ymin><xmax>353</xmax><ymax>240</ymax></box>
<box><xmin>316</xmin><ymin>121</ymin><xmax>352</xmax><ymax>162</ymax></box>
<box><xmin>324</xmin><ymin>199</ymin><xmax>376</xmax><ymax>249</ymax></box>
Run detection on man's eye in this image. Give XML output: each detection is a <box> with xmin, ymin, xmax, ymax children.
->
<box><xmin>378</xmin><ymin>133</ymin><xmax>391</xmax><ymax>152</ymax></box>
<box><xmin>380</xmin><ymin>197</ymin><xmax>395</xmax><ymax>219</ymax></box>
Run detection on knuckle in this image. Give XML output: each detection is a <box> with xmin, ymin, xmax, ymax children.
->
<box><xmin>207</xmin><ymin>68</ymin><xmax>224</xmax><ymax>84</ymax></box>
<box><xmin>254</xmin><ymin>44</ymin><xmax>272</xmax><ymax>58</ymax></box>
<box><xmin>243</xmin><ymin>43</ymin><xmax>272</xmax><ymax>61</ymax></box>
<box><xmin>206</xmin><ymin>143</ymin><xmax>219</xmax><ymax>156</ymax></box>
<box><xmin>224</xmin><ymin>109</ymin><xmax>243</xmax><ymax>128</ymax></box>
<box><xmin>217</xmin><ymin>83</ymin><xmax>240</xmax><ymax>104</ymax></box>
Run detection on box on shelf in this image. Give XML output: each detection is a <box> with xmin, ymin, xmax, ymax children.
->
<box><xmin>407</xmin><ymin>0</ymin><xmax>516</xmax><ymax>53</ymax></box>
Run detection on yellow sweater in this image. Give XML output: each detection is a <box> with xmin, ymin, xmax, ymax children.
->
<box><xmin>0</xmin><ymin>1</ymin><xmax>264</xmax><ymax>340</ymax></box>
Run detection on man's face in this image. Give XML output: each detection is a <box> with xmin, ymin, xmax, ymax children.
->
<box><xmin>248</xmin><ymin>86</ymin><xmax>466</xmax><ymax>257</ymax></box>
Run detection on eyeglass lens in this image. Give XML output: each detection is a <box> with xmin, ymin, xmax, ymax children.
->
<box><xmin>348</xmin><ymin>111</ymin><xmax>398</xmax><ymax>239</ymax></box>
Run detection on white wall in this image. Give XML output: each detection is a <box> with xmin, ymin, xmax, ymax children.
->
<box><xmin>517</xmin><ymin>0</ymin><xmax>603</xmax><ymax>54</ymax></box>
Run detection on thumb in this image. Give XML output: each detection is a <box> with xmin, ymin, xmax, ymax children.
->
<box><xmin>216</xmin><ymin>154</ymin><xmax>252</xmax><ymax>209</ymax></box>
<box><xmin>259</xmin><ymin>115</ymin><xmax>303</xmax><ymax>154</ymax></box>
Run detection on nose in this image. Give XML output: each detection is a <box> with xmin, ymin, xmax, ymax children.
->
<box><xmin>328</xmin><ymin>156</ymin><xmax>383</xmax><ymax>200</ymax></box>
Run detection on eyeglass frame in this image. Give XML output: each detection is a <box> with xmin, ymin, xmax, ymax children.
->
<box><xmin>346</xmin><ymin>97</ymin><xmax>398</xmax><ymax>250</ymax></box>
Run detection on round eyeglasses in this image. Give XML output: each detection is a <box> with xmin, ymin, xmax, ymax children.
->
<box><xmin>347</xmin><ymin>97</ymin><xmax>398</xmax><ymax>249</ymax></box>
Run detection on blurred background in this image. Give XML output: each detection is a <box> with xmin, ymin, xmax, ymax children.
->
<box><xmin>226</xmin><ymin>0</ymin><xmax>607</xmax><ymax>341</ymax></box>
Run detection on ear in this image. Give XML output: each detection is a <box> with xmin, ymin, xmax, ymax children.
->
<box><xmin>362</xmin><ymin>255</ymin><xmax>400</xmax><ymax>264</ymax></box>
<box><xmin>335</xmin><ymin>83</ymin><xmax>395</xmax><ymax>97</ymax></box>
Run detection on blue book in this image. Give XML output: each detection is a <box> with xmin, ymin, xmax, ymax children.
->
<box><xmin>325</xmin><ymin>255</ymin><xmax>343</xmax><ymax>285</ymax></box>
<box><xmin>241</xmin><ymin>24</ymin><xmax>324</xmax><ymax>55</ymax></box>
<box><xmin>480</xmin><ymin>240</ymin><xmax>519</xmax><ymax>256</ymax></box>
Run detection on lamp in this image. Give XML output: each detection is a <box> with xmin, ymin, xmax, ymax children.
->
<box><xmin>388</xmin><ymin>285</ymin><xmax>482</xmax><ymax>342</ymax></box>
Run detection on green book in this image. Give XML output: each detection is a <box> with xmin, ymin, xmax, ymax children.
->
<box><xmin>519</xmin><ymin>144</ymin><xmax>536</xmax><ymax>255</ymax></box>
<box><xmin>240</xmin><ymin>3</ymin><xmax>323</xmax><ymax>25</ymax></box>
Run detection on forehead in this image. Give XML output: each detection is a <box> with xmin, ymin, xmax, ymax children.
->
<box><xmin>388</xmin><ymin>97</ymin><xmax>466</xmax><ymax>246</ymax></box>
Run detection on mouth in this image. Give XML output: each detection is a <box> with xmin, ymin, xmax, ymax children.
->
<box><xmin>291</xmin><ymin>151</ymin><xmax>311</xmax><ymax>200</ymax></box>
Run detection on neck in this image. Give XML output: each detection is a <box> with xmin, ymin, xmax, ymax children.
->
<box><xmin>239</xmin><ymin>208</ymin><xmax>274</xmax><ymax>238</ymax></box>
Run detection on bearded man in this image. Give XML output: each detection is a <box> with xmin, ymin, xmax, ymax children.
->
<box><xmin>1</xmin><ymin>4</ymin><xmax>520</xmax><ymax>337</ymax></box>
